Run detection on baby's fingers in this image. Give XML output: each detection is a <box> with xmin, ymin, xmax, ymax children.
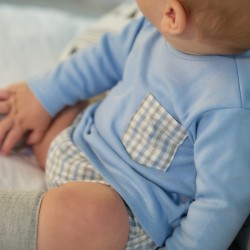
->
<box><xmin>0</xmin><ymin>117</ymin><xmax>13</xmax><ymax>146</ymax></box>
<box><xmin>0</xmin><ymin>89</ymin><xmax>11</xmax><ymax>100</ymax></box>
<box><xmin>0</xmin><ymin>89</ymin><xmax>11</xmax><ymax>115</ymax></box>
<box><xmin>26</xmin><ymin>130</ymin><xmax>44</xmax><ymax>145</ymax></box>
<box><xmin>1</xmin><ymin>124</ymin><xmax>24</xmax><ymax>156</ymax></box>
<box><xmin>0</xmin><ymin>101</ymin><xmax>10</xmax><ymax>114</ymax></box>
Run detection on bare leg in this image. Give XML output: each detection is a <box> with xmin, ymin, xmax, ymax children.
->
<box><xmin>0</xmin><ymin>182</ymin><xmax>129</xmax><ymax>250</ymax></box>
<box><xmin>37</xmin><ymin>182</ymin><xmax>130</xmax><ymax>250</ymax></box>
<box><xmin>33</xmin><ymin>101</ymin><xmax>89</xmax><ymax>169</ymax></box>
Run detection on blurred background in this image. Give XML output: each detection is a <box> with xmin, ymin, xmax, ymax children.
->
<box><xmin>0</xmin><ymin>0</ymin><xmax>123</xmax><ymax>17</ymax></box>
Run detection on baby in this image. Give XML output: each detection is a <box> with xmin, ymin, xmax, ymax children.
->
<box><xmin>0</xmin><ymin>0</ymin><xmax>250</xmax><ymax>249</ymax></box>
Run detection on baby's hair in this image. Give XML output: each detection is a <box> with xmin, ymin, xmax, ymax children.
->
<box><xmin>179</xmin><ymin>0</ymin><xmax>250</xmax><ymax>52</ymax></box>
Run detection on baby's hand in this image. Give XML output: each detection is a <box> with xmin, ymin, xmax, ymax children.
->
<box><xmin>0</xmin><ymin>89</ymin><xmax>11</xmax><ymax>118</ymax></box>
<box><xmin>0</xmin><ymin>82</ymin><xmax>53</xmax><ymax>155</ymax></box>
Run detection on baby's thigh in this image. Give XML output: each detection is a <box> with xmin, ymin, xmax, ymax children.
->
<box><xmin>37</xmin><ymin>182</ymin><xmax>130</xmax><ymax>250</ymax></box>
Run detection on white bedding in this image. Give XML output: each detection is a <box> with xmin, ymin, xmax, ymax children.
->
<box><xmin>0</xmin><ymin>1</ymin><xmax>140</xmax><ymax>191</ymax></box>
<box><xmin>0</xmin><ymin>4</ymin><xmax>94</xmax><ymax>190</ymax></box>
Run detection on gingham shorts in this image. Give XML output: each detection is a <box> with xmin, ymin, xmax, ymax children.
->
<box><xmin>45</xmin><ymin>115</ymin><xmax>157</xmax><ymax>250</ymax></box>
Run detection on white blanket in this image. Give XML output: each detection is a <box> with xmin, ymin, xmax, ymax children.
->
<box><xmin>0</xmin><ymin>4</ymin><xmax>94</xmax><ymax>190</ymax></box>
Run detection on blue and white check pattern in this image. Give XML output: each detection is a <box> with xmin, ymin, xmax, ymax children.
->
<box><xmin>122</xmin><ymin>94</ymin><xmax>187</xmax><ymax>171</ymax></box>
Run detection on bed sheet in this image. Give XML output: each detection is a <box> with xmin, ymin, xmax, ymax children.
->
<box><xmin>0</xmin><ymin>4</ymin><xmax>94</xmax><ymax>190</ymax></box>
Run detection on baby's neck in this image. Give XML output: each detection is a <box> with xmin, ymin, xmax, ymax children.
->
<box><xmin>165</xmin><ymin>25</ymin><xmax>245</xmax><ymax>56</ymax></box>
<box><xmin>170</xmin><ymin>36</ymin><xmax>244</xmax><ymax>56</ymax></box>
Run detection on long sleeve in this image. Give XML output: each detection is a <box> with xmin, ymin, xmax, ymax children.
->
<box><xmin>163</xmin><ymin>108</ymin><xmax>250</xmax><ymax>249</ymax></box>
<box><xmin>27</xmin><ymin>17</ymin><xmax>145</xmax><ymax>117</ymax></box>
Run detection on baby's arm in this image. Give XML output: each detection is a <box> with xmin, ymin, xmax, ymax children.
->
<box><xmin>0</xmin><ymin>18</ymin><xmax>144</xmax><ymax>156</ymax></box>
<box><xmin>163</xmin><ymin>109</ymin><xmax>250</xmax><ymax>249</ymax></box>
<box><xmin>0</xmin><ymin>82</ymin><xmax>52</xmax><ymax>155</ymax></box>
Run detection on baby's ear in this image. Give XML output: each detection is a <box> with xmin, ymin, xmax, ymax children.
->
<box><xmin>160</xmin><ymin>0</ymin><xmax>187</xmax><ymax>35</ymax></box>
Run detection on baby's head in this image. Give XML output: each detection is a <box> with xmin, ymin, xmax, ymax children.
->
<box><xmin>137</xmin><ymin>0</ymin><xmax>250</xmax><ymax>55</ymax></box>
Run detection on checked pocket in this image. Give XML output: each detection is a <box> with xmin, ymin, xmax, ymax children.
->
<box><xmin>122</xmin><ymin>94</ymin><xmax>187</xmax><ymax>171</ymax></box>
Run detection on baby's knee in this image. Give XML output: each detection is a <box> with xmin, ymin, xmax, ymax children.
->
<box><xmin>37</xmin><ymin>182</ymin><xmax>129</xmax><ymax>250</ymax></box>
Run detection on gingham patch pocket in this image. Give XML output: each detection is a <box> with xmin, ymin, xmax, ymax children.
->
<box><xmin>122</xmin><ymin>94</ymin><xmax>187</xmax><ymax>171</ymax></box>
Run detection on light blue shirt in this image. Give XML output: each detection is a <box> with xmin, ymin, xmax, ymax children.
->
<box><xmin>29</xmin><ymin>17</ymin><xmax>250</xmax><ymax>249</ymax></box>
